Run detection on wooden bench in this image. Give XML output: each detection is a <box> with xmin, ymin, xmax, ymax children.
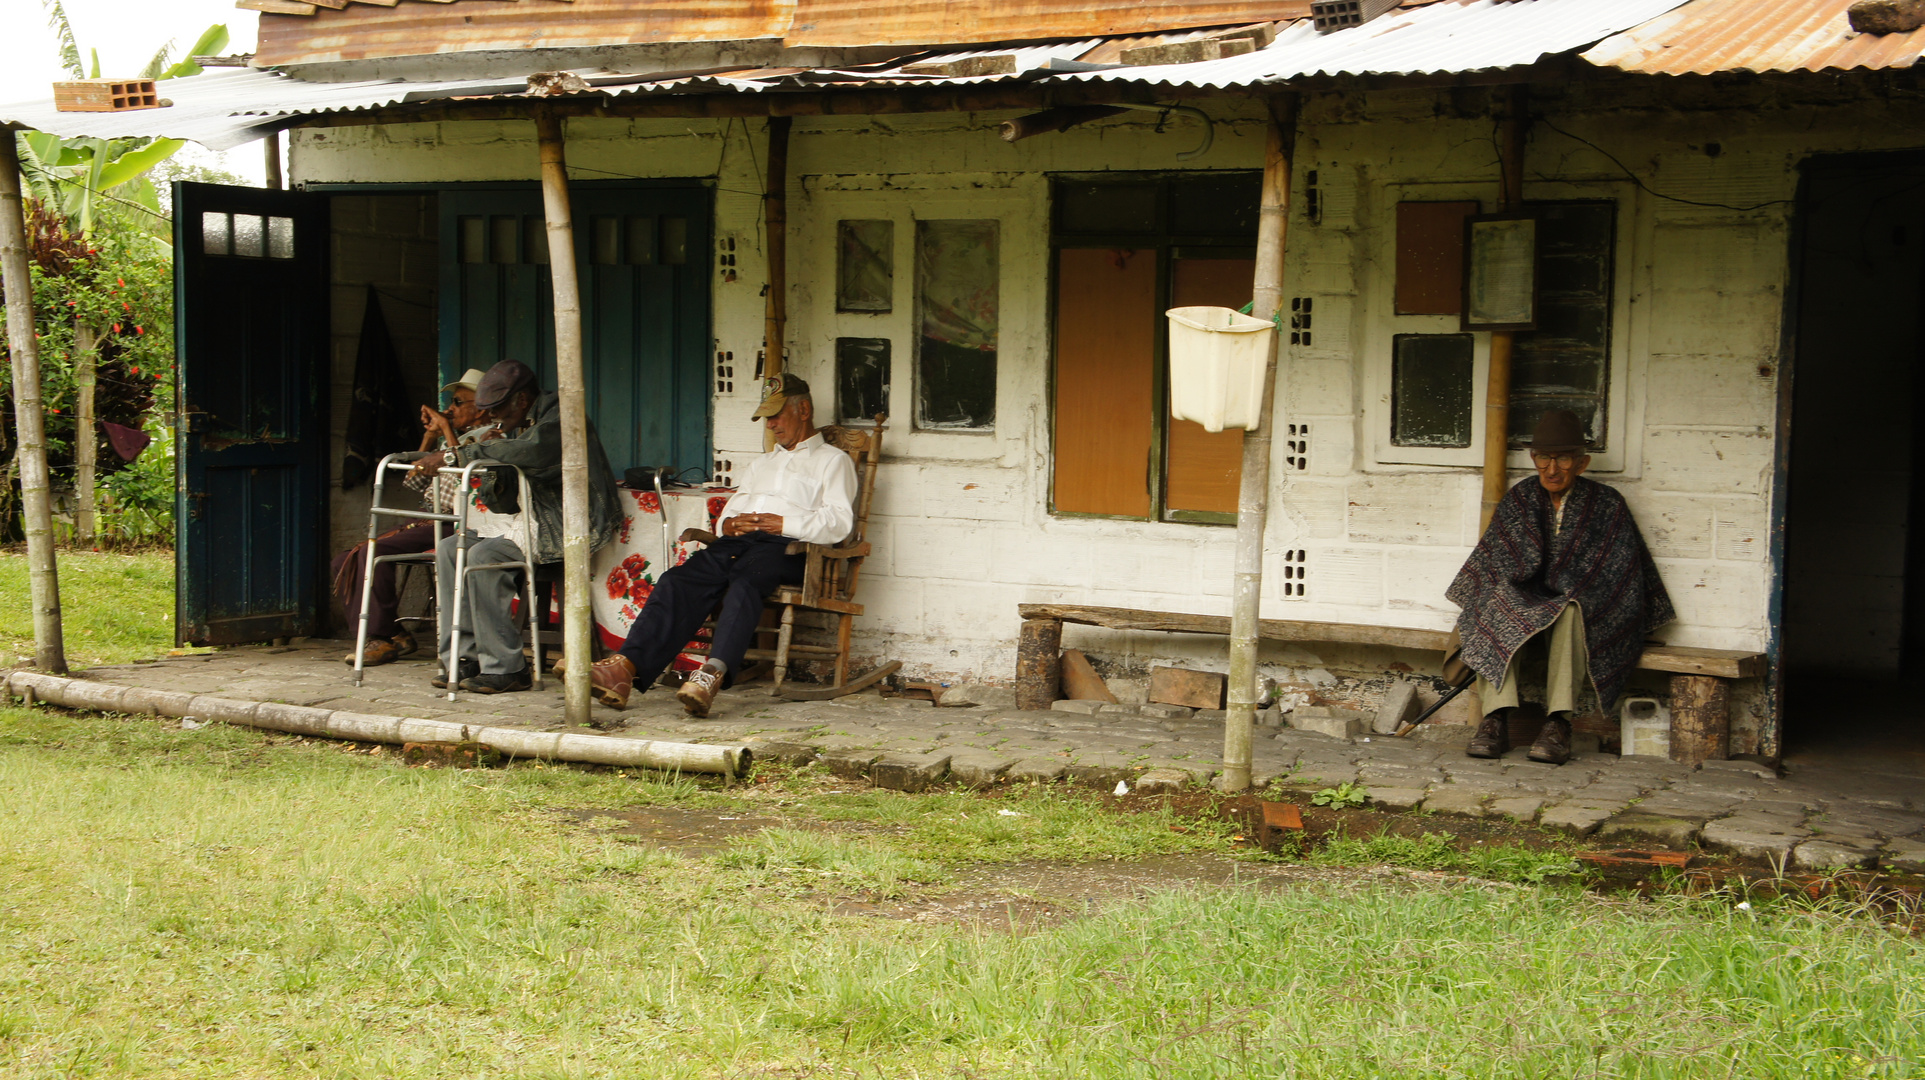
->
<box><xmin>1015</xmin><ymin>604</ymin><xmax>1765</xmax><ymax>764</ymax></box>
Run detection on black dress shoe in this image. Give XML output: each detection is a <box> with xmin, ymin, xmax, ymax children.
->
<box><xmin>460</xmin><ymin>667</ymin><xmax>532</xmax><ymax>694</ymax></box>
<box><xmin>431</xmin><ymin>659</ymin><xmax>480</xmax><ymax>689</ymax></box>
<box><xmin>1466</xmin><ymin>710</ymin><xmax>1510</xmax><ymax>758</ymax></box>
<box><xmin>1528</xmin><ymin>714</ymin><xmax>1573</xmax><ymax>765</ymax></box>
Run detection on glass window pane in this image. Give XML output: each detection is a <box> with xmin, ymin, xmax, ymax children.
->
<box><xmin>625</xmin><ymin>216</ymin><xmax>655</xmax><ymax>265</ymax></box>
<box><xmin>201</xmin><ymin>211</ymin><xmax>230</xmax><ymax>256</ymax></box>
<box><xmin>1056</xmin><ymin>182</ymin><xmax>1157</xmax><ymax>235</ymax></box>
<box><xmin>266</xmin><ymin>215</ymin><xmax>295</xmax><ymax>259</ymax></box>
<box><xmin>915</xmin><ymin>219</ymin><xmax>998</xmax><ymax>431</ymax></box>
<box><xmin>1391</xmin><ymin>333</ymin><xmax>1474</xmax><ymax>448</ymax></box>
<box><xmin>522</xmin><ymin>216</ymin><xmax>549</xmax><ymax>265</ymax></box>
<box><xmin>835</xmin><ymin>337</ymin><xmax>891</xmax><ymax>424</ymax></box>
<box><xmin>1169</xmin><ymin>173</ymin><xmax>1261</xmax><ymax>237</ymax></box>
<box><xmin>1510</xmin><ymin>201</ymin><xmax>1616</xmax><ymax>449</ymax></box>
<box><xmin>458</xmin><ymin>216</ymin><xmax>486</xmax><ymax>264</ymax></box>
<box><xmin>836</xmin><ymin>219</ymin><xmax>893</xmax><ymax>312</ymax></box>
<box><xmin>490</xmin><ymin>215</ymin><xmax>518</xmax><ymax>264</ymax></box>
<box><xmin>661</xmin><ymin>217</ymin><xmax>687</xmax><ymax>265</ymax></box>
<box><xmin>232</xmin><ymin>214</ymin><xmax>265</xmax><ymax>258</ymax></box>
<box><xmin>590</xmin><ymin>216</ymin><xmax>620</xmax><ymax>265</ymax></box>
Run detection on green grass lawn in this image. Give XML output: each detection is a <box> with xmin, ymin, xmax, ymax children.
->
<box><xmin>0</xmin><ymin>550</ymin><xmax>174</xmax><ymax>667</ymax></box>
<box><xmin>0</xmin><ymin>708</ymin><xmax>1918</xmax><ymax>1080</ymax></box>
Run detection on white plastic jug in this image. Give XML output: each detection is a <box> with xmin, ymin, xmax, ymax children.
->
<box><xmin>1620</xmin><ymin>696</ymin><xmax>1671</xmax><ymax>759</ymax></box>
<box><xmin>1166</xmin><ymin>306</ymin><xmax>1274</xmax><ymax>433</ymax></box>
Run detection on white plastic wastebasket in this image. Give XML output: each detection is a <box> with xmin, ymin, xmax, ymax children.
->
<box><xmin>1620</xmin><ymin>696</ymin><xmax>1671</xmax><ymax>759</ymax></box>
<box><xmin>1166</xmin><ymin>305</ymin><xmax>1274</xmax><ymax>433</ymax></box>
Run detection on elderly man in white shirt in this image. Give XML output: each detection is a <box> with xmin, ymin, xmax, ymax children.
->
<box><xmin>587</xmin><ymin>374</ymin><xmax>857</xmax><ymax>718</ymax></box>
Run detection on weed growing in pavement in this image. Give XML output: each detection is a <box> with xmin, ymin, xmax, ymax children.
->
<box><xmin>1310</xmin><ymin>780</ymin><xmax>1369</xmax><ymax>809</ymax></box>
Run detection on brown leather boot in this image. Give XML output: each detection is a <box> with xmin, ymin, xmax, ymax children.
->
<box><xmin>587</xmin><ymin>655</ymin><xmax>635</xmax><ymax>711</ymax></box>
<box><xmin>1529</xmin><ymin>714</ymin><xmax>1573</xmax><ymax>765</ymax></box>
<box><xmin>1466</xmin><ymin>710</ymin><xmax>1510</xmax><ymax>758</ymax></box>
<box><xmin>676</xmin><ymin>660</ymin><xmax>725</xmax><ymax>718</ymax></box>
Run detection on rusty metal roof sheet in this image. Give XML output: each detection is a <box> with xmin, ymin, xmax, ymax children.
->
<box><xmin>255</xmin><ymin>0</ymin><xmax>800</xmax><ymax>66</ymax></box>
<box><xmin>779</xmin><ymin>0</ymin><xmax>1310</xmax><ymax>48</ymax></box>
<box><xmin>1579</xmin><ymin>0</ymin><xmax>1925</xmax><ymax>75</ymax></box>
<box><xmin>1073</xmin><ymin>0</ymin><xmax>1693</xmax><ymax>87</ymax></box>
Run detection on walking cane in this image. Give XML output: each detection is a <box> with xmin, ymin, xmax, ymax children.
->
<box><xmin>1395</xmin><ymin>670</ymin><xmax>1476</xmax><ymax>738</ymax></box>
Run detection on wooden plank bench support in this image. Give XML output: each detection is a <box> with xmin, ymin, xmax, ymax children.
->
<box><xmin>1015</xmin><ymin>604</ymin><xmax>1765</xmax><ymax>763</ymax></box>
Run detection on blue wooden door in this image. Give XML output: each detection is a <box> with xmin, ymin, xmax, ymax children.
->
<box><xmin>438</xmin><ymin>183</ymin><xmax>711</xmax><ymax>477</ymax></box>
<box><xmin>172</xmin><ymin>182</ymin><xmax>329</xmax><ymax>645</ymax></box>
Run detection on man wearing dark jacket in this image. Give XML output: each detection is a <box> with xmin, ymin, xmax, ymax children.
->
<box><xmin>408</xmin><ymin>359</ymin><xmax>621</xmax><ymax>693</ymax></box>
<box><xmin>1445</xmin><ymin>409</ymin><xmax>1675</xmax><ymax>764</ymax></box>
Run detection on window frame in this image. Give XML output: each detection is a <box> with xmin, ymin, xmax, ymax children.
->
<box><xmin>1046</xmin><ymin>171</ymin><xmax>1264</xmax><ymax>525</ymax></box>
<box><xmin>1364</xmin><ymin>179</ymin><xmax>1639</xmax><ymax>474</ymax></box>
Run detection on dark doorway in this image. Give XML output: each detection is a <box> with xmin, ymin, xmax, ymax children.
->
<box><xmin>1781</xmin><ymin>152</ymin><xmax>1925</xmax><ymax>778</ymax></box>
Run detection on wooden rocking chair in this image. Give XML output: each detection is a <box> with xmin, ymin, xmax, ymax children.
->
<box><xmin>678</xmin><ymin>415</ymin><xmax>900</xmax><ymax>701</ymax></box>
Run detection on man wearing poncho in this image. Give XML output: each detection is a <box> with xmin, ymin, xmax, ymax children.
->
<box><xmin>1445</xmin><ymin>410</ymin><xmax>1675</xmax><ymax>764</ymax></box>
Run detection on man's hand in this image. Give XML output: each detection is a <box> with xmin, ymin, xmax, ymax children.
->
<box><xmin>408</xmin><ymin>453</ymin><xmax>445</xmax><ymax>481</ymax></box>
<box><xmin>723</xmin><ymin>513</ymin><xmax>784</xmax><ymax>537</ymax></box>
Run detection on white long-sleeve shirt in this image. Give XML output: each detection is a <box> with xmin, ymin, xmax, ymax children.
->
<box><xmin>719</xmin><ymin>432</ymin><xmax>858</xmax><ymax>546</ymax></box>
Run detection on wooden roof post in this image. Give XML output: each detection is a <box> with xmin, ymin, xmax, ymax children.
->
<box><xmin>534</xmin><ymin>105</ymin><xmax>593</xmax><ymax>726</ymax></box>
<box><xmin>761</xmin><ymin>115</ymin><xmax>791</xmax><ymax>452</ymax></box>
<box><xmin>0</xmin><ymin>131</ymin><xmax>67</xmax><ymax>674</ymax></box>
<box><xmin>1479</xmin><ymin>84</ymin><xmax>1529</xmax><ymax>532</ymax></box>
<box><xmin>1223</xmin><ymin>92</ymin><xmax>1298</xmax><ymax>792</ymax></box>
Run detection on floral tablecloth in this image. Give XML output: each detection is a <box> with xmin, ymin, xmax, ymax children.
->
<box><xmin>590</xmin><ymin>485</ymin><xmax>733</xmax><ymax>662</ymax></box>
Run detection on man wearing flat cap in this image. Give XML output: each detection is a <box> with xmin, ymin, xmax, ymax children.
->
<box><xmin>585</xmin><ymin>373</ymin><xmax>856</xmax><ymax>719</ymax></box>
<box><xmin>409</xmin><ymin>358</ymin><xmax>621</xmax><ymax>693</ymax></box>
<box><xmin>1445</xmin><ymin>409</ymin><xmax>1675</xmax><ymax>764</ymax></box>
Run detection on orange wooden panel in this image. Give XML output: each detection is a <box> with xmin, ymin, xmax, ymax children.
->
<box><xmin>1054</xmin><ymin>248</ymin><xmax>1154</xmax><ymax>517</ymax></box>
<box><xmin>1396</xmin><ymin>201</ymin><xmax>1479</xmax><ymax>315</ymax></box>
<box><xmin>1166</xmin><ymin>257</ymin><xmax>1252</xmax><ymax>515</ymax></box>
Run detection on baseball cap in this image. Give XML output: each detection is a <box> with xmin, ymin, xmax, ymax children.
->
<box><xmin>751</xmin><ymin>372</ymin><xmax>810</xmax><ymax>419</ymax></box>
<box><xmin>473</xmin><ymin>359</ymin><xmax>539</xmax><ymax>411</ymax></box>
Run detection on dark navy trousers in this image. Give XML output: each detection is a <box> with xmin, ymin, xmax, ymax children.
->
<box><xmin>615</xmin><ymin>533</ymin><xmax>805</xmax><ymax>691</ymax></box>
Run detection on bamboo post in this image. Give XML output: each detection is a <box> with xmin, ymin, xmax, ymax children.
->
<box><xmin>534</xmin><ymin>107</ymin><xmax>593</xmax><ymax>726</ymax></box>
<box><xmin>761</xmin><ymin>117</ymin><xmax>791</xmax><ymax>452</ymax></box>
<box><xmin>0</xmin><ymin>132</ymin><xmax>67</xmax><ymax>673</ymax></box>
<box><xmin>1222</xmin><ymin>93</ymin><xmax>1298</xmax><ymax>792</ymax></box>
<box><xmin>73</xmin><ymin>323</ymin><xmax>98</xmax><ymax>546</ymax></box>
<box><xmin>1479</xmin><ymin>85</ymin><xmax>1529</xmax><ymax>532</ymax></box>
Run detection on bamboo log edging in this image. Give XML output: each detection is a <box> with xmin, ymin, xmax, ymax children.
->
<box><xmin>3</xmin><ymin>671</ymin><xmax>750</xmax><ymax>776</ymax></box>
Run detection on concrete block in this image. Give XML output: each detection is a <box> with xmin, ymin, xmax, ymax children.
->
<box><xmin>1793</xmin><ymin>840</ymin><xmax>1877</xmax><ymax>871</ymax></box>
<box><xmin>1132</xmin><ymin>767</ymin><xmax>1196</xmax><ymax>795</ymax></box>
<box><xmin>1599</xmin><ymin>812</ymin><xmax>1703</xmax><ymax>849</ymax></box>
<box><xmin>946</xmin><ymin>751</ymin><xmax>1017</xmax><ymax>788</ymax></box>
<box><xmin>1007</xmin><ymin>757</ymin><xmax>1067</xmax><ymax>784</ymax></box>
<box><xmin>1137</xmin><ymin>703</ymin><xmax>1195</xmax><ymax>720</ymax></box>
<box><xmin>1149</xmin><ymin>666</ymin><xmax>1225</xmax><ymax>710</ymax></box>
<box><xmin>1105</xmin><ymin>676</ymin><xmax>1149</xmax><ymax>705</ymax></box>
<box><xmin>1050</xmin><ymin>699</ymin><xmax>1103</xmax><ymax>715</ymax></box>
<box><xmin>872</xmin><ymin>752</ymin><xmax>951</xmax><ymax>793</ymax></box>
<box><xmin>1288</xmin><ymin>706</ymin><xmax>1366</xmax><ymax>740</ymax></box>
<box><xmin>1421</xmin><ymin>786</ymin><xmax>1488</xmax><ymax>817</ymax></box>
<box><xmin>742</xmin><ymin>738</ymin><xmax>819</xmax><ymax>765</ymax></box>
<box><xmin>1699</xmin><ymin>758</ymin><xmax>1779</xmax><ymax>779</ymax></box>
<box><xmin>1490</xmin><ymin>797</ymin><xmax>1545</xmax><ymax>823</ymax></box>
<box><xmin>1066</xmin><ymin>757</ymin><xmax>1134</xmax><ymax>789</ymax></box>
<box><xmin>1880</xmin><ymin>837</ymin><xmax>1925</xmax><ymax>871</ymax></box>
<box><xmin>1540</xmin><ymin>804</ymin><xmax>1614</xmax><ymax>838</ymax></box>
<box><xmin>1408</xmin><ymin>723</ymin><xmax>1473</xmax><ymax>751</ymax></box>
<box><xmin>822</xmin><ymin>749</ymin><xmax>883</xmax><ymax>781</ymax></box>
<box><xmin>935</xmin><ymin>684</ymin><xmax>1016</xmax><ymax>709</ymax></box>
<box><xmin>1373</xmin><ymin>681</ymin><xmax>1419</xmax><ymax>735</ymax></box>
<box><xmin>1701</xmin><ymin>818</ymin><xmax>1803</xmax><ymax>864</ymax></box>
<box><xmin>1368</xmin><ymin>786</ymin><xmax>1427</xmax><ymax>811</ymax></box>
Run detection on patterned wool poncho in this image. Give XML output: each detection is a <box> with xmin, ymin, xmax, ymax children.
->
<box><xmin>1446</xmin><ymin>476</ymin><xmax>1675</xmax><ymax>711</ymax></box>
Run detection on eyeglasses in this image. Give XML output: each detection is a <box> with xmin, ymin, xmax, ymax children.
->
<box><xmin>1530</xmin><ymin>452</ymin><xmax>1584</xmax><ymax>470</ymax></box>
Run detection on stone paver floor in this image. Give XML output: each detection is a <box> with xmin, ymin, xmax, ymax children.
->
<box><xmin>55</xmin><ymin>640</ymin><xmax>1925</xmax><ymax>874</ymax></box>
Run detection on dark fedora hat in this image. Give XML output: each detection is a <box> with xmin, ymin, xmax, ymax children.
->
<box><xmin>1529</xmin><ymin>409</ymin><xmax>1591</xmax><ymax>454</ymax></box>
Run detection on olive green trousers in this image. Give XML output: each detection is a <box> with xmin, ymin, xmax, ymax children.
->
<box><xmin>1475</xmin><ymin>602</ymin><xmax>1589</xmax><ymax>718</ymax></box>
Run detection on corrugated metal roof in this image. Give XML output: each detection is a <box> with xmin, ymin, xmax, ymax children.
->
<box><xmin>1073</xmin><ymin>0</ymin><xmax>1694</xmax><ymax>87</ymax></box>
<box><xmin>779</xmin><ymin>0</ymin><xmax>1309</xmax><ymax>48</ymax></box>
<box><xmin>1579</xmin><ymin>0</ymin><xmax>1925</xmax><ymax>75</ymax></box>
<box><xmin>254</xmin><ymin>0</ymin><xmax>1311</xmax><ymax>67</ymax></box>
<box><xmin>255</xmin><ymin>0</ymin><xmax>800</xmax><ymax>67</ymax></box>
